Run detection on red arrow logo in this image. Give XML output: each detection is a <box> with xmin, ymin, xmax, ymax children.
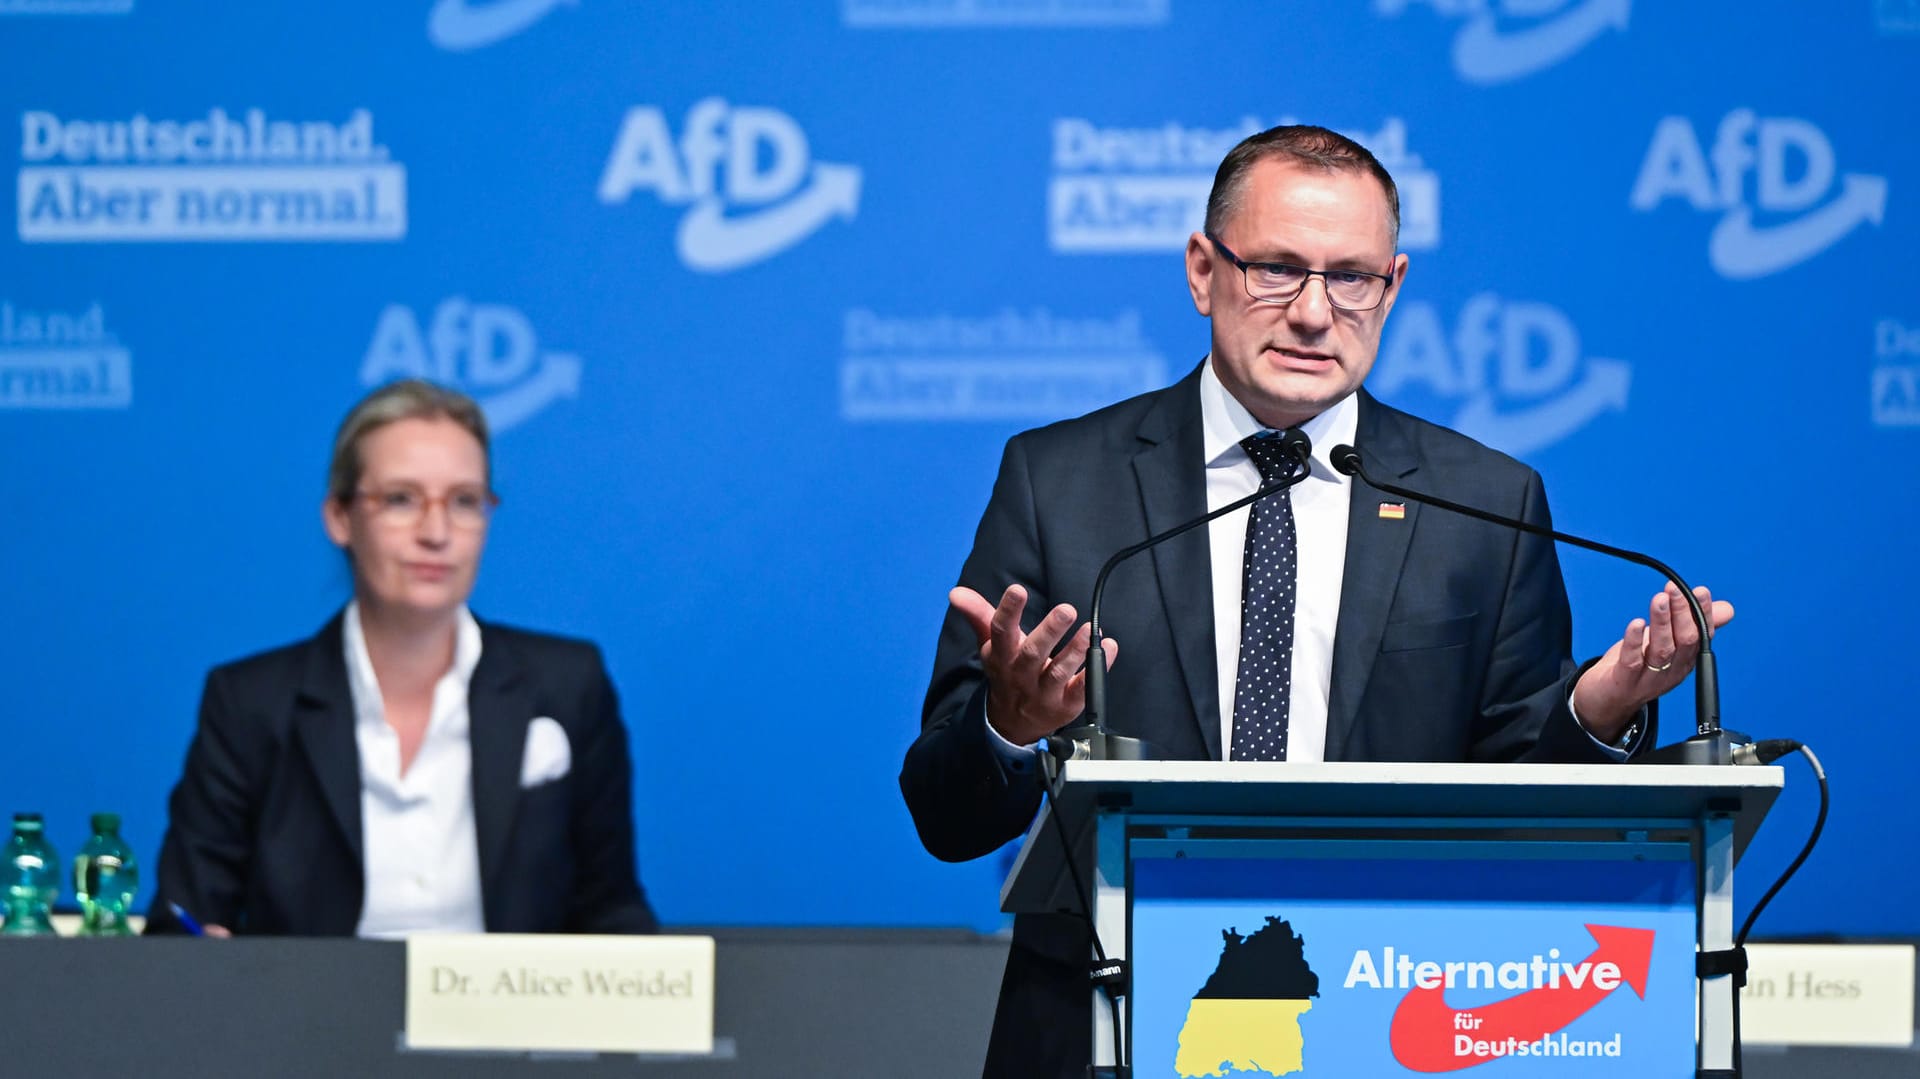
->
<box><xmin>1388</xmin><ymin>924</ymin><xmax>1654</xmax><ymax>1072</ymax></box>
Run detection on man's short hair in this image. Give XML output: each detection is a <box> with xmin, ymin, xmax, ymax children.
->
<box><xmin>1204</xmin><ymin>124</ymin><xmax>1402</xmax><ymax>249</ymax></box>
<box><xmin>326</xmin><ymin>379</ymin><xmax>492</xmax><ymax>503</ymax></box>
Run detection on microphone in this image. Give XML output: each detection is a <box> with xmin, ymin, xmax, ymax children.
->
<box><xmin>1329</xmin><ymin>444</ymin><xmax>1736</xmax><ymax>766</ymax></box>
<box><xmin>1056</xmin><ymin>428</ymin><xmax>1314</xmax><ymax>761</ymax></box>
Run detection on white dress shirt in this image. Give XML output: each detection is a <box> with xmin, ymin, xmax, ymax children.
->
<box><xmin>985</xmin><ymin>364</ymin><xmax>1353</xmax><ymax>766</ymax></box>
<box><xmin>1200</xmin><ymin>360</ymin><xmax>1355</xmax><ymax>761</ymax></box>
<box><xmin>344</xmin><ymin>601</ymin><xmax>488</xmax><ymax>939</ymax></box>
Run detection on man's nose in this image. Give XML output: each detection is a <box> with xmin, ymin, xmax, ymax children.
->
<box><xmin>1286</xmin><ymin>276</ymin><xmax>1335</xmax><ymax>333</ymax></box>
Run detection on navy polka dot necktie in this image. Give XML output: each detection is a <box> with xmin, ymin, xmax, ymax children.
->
<box><xmin>1231</xmin><ymin>432</ymin><xmax>1301</xmax><ymax>762</ymax></box>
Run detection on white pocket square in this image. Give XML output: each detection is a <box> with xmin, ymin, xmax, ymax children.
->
<box><xmin>519</xmin><ymin>716</ymin><xmax>572</xmax><ymax>788</ymax></box>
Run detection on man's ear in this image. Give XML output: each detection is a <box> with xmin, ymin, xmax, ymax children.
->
<box><xmin>1185</xmin><ymin>232</ymin><xmax>1215</xmax><ymax>317</ymax></box>
<box><xmin>1378</xmin><ymin>252</ymin><xmax>1410</xmax><ymax>320</ymax></box>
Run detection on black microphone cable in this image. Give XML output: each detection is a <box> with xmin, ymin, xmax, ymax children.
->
<box><xmin>1037</xmin><ymin>738</ymin><xmax>1129</xmax><ymax>1078</ymax></box>
<box><xmin>1721</xmin><ymin>740</ymin><xmax>1828</xmax><ymax>1078</ymax></box>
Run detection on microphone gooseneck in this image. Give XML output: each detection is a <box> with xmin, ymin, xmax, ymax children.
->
<box><xmin>1329</xmin><ymin>444</ymin><xmax>1731</xmax><ymax>764</ymax></box>
<box><xmin>1068</xmin><ymin>428</ymin><xmax>1313</xmax><ymax>761</ymax></box>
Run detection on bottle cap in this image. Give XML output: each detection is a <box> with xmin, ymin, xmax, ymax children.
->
<box><xmin>90</xmin><ymin>812</ymin><xmax>121</xmax><ymax>833</ymax></box>
<box><xmin>12</xmin><ymin>812</ymin><xmax>43</xmax><ymax>823</ymax></box>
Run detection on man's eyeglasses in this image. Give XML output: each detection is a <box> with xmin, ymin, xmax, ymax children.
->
<box><xmin>354</xmin><ymin>484</ymin><xmax>499</xmax><ymax>529</ymax></box>
<box><xmin>1207</xmin><ymin>232</ymin><xmax>1396</xmax><ymax>312</ymax></box>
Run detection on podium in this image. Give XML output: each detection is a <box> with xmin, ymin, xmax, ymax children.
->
<box><xmin>1003</xmin><ymin>760</ymin><xmax>1783</xmax><ymax>1077</ymax></box>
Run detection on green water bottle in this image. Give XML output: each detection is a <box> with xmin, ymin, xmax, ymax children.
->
<box><xmin>74</xmin><ymin>812</ymin><xmax>138</xmax><ymax>937</ymax></box>
<box><xmin>2</xmin><ymin>812</ymin><xmax>60</xmax><ymax>936</ymax></box>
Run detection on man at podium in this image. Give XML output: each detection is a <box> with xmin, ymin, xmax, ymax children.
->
<box><xmin>900</xmin><ymin>125</ymin><xmax>1734</xmax><ymax>1077</ymax></box>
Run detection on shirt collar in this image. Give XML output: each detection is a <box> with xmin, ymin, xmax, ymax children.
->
<box><xmin>342</xmin><ymin>600</ymin><xmax>483</xmax><ymax>730</ymax></box>
<box><xmin>1199</xmin><ymin>356</ymin><xmax>1360</xmax><ymax>481</ymax></box>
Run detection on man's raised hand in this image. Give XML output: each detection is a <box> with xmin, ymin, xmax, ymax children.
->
<box><xmin>950</xmin><ymin>584</ymin><xmax>1119</xmax><ymax>748</ymax></box>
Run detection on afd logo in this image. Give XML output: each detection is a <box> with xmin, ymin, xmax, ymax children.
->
<box><xmin>1630</xmin><ymin>110</ymin><xmax>1887</xmax><ymax>280</ymax></box>
<box><xmin>427</xmin><ymin>0</ymin><xmax>570</xmax><ymax>51</ymax></box>
<box><xmin>597</xmin><ymin>99</ymin><xmax>860</xmax><ymax>273</ymax></box>
<box><xmin>1374</xmin><ymin>0</ymin><xmax>1629</xmax><ymax>84</ymax></box>
<box><xmin>362</xmin><ymin>299</ymin><xmax>580</xmax><ymax>433</ymax></box>
<box><xmin>1372</xmin><ymin>295</ymin><xmax>1628</xmax><ymax>456</ymax></box>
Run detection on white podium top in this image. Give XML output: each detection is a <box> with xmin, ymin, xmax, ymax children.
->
<box><xmin>1004</xmin><ymin>760</ymin><xmax>1784</xmax><ymax>914</ymax></box>
<box><xmin>1050</xmin><ymin>759</ymin><xmax>1781</xmax><ymax>827</ymax></box>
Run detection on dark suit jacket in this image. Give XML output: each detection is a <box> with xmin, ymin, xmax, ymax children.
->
<box><xmin>899</xmin><ymin>366</ymin><xmax>1649</xmax><ymax>1076</ymax></box>
<box><xmin>146</xmin><ymin>612</ymin><xmax>657</xmax><ymax>936</ymax></box>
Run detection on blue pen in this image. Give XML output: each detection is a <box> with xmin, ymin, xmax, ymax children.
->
<box><xmin>168</xmin><ymin>902</ymin><xmax>207</xmax><ymax>936</ymax></box>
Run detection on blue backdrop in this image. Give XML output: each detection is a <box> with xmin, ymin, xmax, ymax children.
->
<box><xmin>3</xmin><ymin>1</ymin><xmax>1915</xmax><ymax>935</ymax></box>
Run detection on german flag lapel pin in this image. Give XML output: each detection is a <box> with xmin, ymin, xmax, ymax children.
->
<box><xmin>1378</xmin><ymin>502</ymin><xmax>1406</xmax><ymax>520</ymax></box>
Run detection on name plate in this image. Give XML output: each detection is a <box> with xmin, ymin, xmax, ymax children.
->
<box><xmin>1740</xmin><ymin>943</ymin><xmax>1915</xmax><ymax>1047</ymax></box>
<box><xmin>404</xmin><ymin>934</ymin><xmax>715</xmax><ymax>1055</ymax></box>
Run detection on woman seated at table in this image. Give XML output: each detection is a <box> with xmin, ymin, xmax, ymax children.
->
<box><xmin>147</xmin><ymin>380</ymin><xmax>657</xmax><ymax>937</ymax></box>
